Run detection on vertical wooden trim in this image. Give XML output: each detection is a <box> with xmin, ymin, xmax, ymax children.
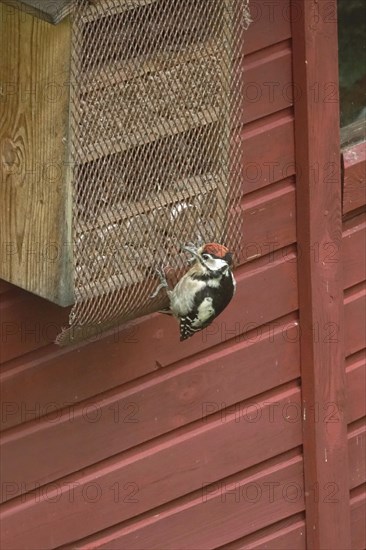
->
<box><xmin>291</xmin><ymin>2</ymin><xmax>351</xmax><ymax>549</ymax></box>
<box><xmin>0</xmin><ymin>5</ymin><xmax>73</xmax><ymax>305</ymax></box>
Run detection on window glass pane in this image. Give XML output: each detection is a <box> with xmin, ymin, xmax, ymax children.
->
<box><xmin>338</xmin><ymin>0</ymin><xmax>366</xmax><ymax>128</ymax></box>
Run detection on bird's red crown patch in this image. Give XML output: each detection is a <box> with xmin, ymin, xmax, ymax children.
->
<box><xmin>202</xmin><ymin>243</ymin><xmax>229</xmax><ymax>258</ymax></box>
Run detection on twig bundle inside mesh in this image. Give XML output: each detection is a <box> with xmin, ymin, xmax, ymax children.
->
<box><xmin>57</xmin><ymin>0</ymin><xmax>250</xmax><ymax>345</ymax></box>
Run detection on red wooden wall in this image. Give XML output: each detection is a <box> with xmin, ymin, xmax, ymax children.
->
<box><xmin>0</xmin><ymin>1</ymin><xmax>365</xmax><ymax>548</ymax></box>
<box><xmin>342</xmin><ymin>141</ymin><xmax>366</xmax><ymax>550</ymax></box>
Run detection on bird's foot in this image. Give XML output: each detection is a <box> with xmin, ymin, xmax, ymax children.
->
<box><xmin>150</xmin><ymin>267</ymin><xmax>169</xmax><ymax>299</ymax></box>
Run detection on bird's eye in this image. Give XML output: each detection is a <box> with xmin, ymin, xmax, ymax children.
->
<box><xmin>202</xmin><ymin>253</ymin><xmax>211</xmax><ymax>260</ymax></box>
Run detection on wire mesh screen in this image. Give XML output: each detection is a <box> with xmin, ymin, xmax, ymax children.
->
<box><xmin>57</xmin><ymin>0</ymin><xmax>251</xmax><ymax>345</ymax></box>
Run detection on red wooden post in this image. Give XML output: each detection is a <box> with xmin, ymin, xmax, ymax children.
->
<box><xmin>291</xmin><ymin>1</ymin><xmax>351</xmax><ymax>549</ymax></box>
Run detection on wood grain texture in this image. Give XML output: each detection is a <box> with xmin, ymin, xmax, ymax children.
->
<box><xmin>59</xmin><ymin>451</ymin><xmax>305</xmax><ymax>550</ymax></box>
<box><xmin>0</xmin><ymin>6</ymin><xmax>73</xmax><ymax>305</ymax></box>
<box><xmin>342</xmin><ymin>142</ymin><xmax>366</xmax><ymax>215</ymax></box>
<box><xmin>291</xmin><ymin>1</ymin><xmax>351</xmax><ymax>547</ymax></box>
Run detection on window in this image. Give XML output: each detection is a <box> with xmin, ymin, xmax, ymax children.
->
<box><xmin>338</xmin><ymin>0</ymin><xmax>366</xmax><ymax>144</ymax></box>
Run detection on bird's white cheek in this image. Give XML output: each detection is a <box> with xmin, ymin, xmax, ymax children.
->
<box><xmin>209</xmin><ymin>258</ymin><xmax>227</xmax><ymax>271</ymax></box>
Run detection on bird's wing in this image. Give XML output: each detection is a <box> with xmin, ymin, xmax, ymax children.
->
<box><xmin>179</xmin><ymin>296</ymin><xmax>215</xmax><ymax>341</ymax></box>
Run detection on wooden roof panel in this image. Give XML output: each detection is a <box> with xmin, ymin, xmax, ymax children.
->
<box><xmin>1</xmin><ymin>0</ymin><xmax>73</xmax><ymax>24</ymax></box>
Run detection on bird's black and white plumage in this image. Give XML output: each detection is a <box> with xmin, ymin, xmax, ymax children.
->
<box><xmin>153</xmin><ymin>243</ymin><xmax>236</xmax><ymax>341</ymax></box>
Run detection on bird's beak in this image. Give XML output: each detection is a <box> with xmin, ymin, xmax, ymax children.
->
<box><xmin>181</xmin><ymin>245</ymin><xmax>201</xmax><ymax>264</ymax></box>
<box><xmin>182</xmin><ymin>245</ymin><xmax>199</xmax><ymax>257</ymax></box>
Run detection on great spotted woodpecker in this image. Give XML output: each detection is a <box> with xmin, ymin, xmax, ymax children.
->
<box><xmin>152</xmin><ymin>243</ymin><xmax>236</xmax><ymax>341</ymax></box>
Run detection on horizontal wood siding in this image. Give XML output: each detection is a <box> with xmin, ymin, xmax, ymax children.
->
<box><xmin>1</xmin><ymin>320</ymin><xmax>301</xmax><ymax>498</ymax></box>
<box><xmin>0</xmin><ymin>2</ymin><xmax>300</xmax><ymax>546</ymax></box>
<box><xmin>68</xmin><ymin>451</ymin><xmax>305</xmax><ymax>550</ymax></box>
<box><xmin>0</xmin><ymin>249</ymin><xmax>299</xmax><ymax>411</ymax></box>
<box><xmin>243</xmin><ymin>110</ymin><xmax>295</xmax><ymax>195</ymax></box>
<box><xmin>342</xmin><ymin>138</ymin><xmax>366</xmax><ymax>550</ymax></box>
<box><xmin>350</xmin><ymin>486</ymin><xmax>366</xmax><ymax>550</ymax></box>
<box><xmin>221</xmin><ymin>513</ymin><xmax>306</xmax><ymax>550</ymax></box>
<box><xmin>1</xmin><ymin>0</ymin><xmax>364</xmax><ymax>547</ymax></box>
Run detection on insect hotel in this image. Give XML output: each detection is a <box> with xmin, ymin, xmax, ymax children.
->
<box><xmin>0</xmin><ymin>1</ymin><xmax>365</xmax><ymax>549</ymax></box>
<box><xmin>1</xmin><ymin>0</ymin><xmax>247</xmax><ymax>343</ymax></box>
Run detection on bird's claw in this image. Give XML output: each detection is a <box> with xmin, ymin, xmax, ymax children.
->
<box><xmin>150</xmin><ymin>267</ymin><xmax>169</xmax><ymax>299</ymax></box>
